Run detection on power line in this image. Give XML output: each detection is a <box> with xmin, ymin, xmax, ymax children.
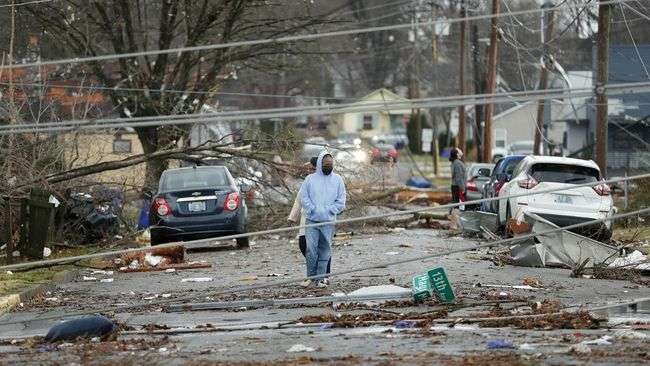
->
<box><xmin>0</xmin><ymin>0</ymin><xmax>51</xmax><ymax>8</ymax></box>
<box><xmin>0</xmin><ymin>0</ymin><xmax>637</xmax><ymax>71</ymax></box>
<box><xmin>618</xmin><ymin>3</ymin><xmax>650</xmax><ymax>80</ymax></box>
<box><xmin>2</xmin><ymin>81</ymin><xmax>650</xmax><ymax>134</ymax></box>
<box><xmin>0</xmin><ymin>81</ymin><xmax>358</xmax><ymax>101</ymax></box>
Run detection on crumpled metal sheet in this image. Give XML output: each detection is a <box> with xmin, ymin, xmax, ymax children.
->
<box><xmin>460</xmin><ymin>211</ymin><xmax>498</xmax><ymax>234</ymax></box>
<box><xmin>509</xmin><ymin>213</ymin><xmax>619</xmax><ymax>268</ymax></box>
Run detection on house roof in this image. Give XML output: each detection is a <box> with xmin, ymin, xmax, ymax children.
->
<box><xmin>348</xmin><ymin>88</ymin><xmax>411</xmax><ymax>115</ymax></box>
<box><xmin>606</xmin><ymin>45</ymin><xmax>650</xmax><ymax>121</ymax></box>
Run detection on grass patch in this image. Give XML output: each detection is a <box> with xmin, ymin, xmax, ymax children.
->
<box><xmin>612</xmin><ymin>225</ymin><xmax>650</xmax><ymax>244</ymax></box>
<box><xmin>0</xmin><ymin>244</ymin><xmax>105</xmax><ymax>297</ymax></box>
<box><xmin>0</xmin><ymin>265</ymin><xmax>74</xmax><ymax>297</ymax></box>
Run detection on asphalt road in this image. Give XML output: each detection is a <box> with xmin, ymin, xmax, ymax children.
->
<box><xmin>1</xmin><ymin>228</ymin><xmax>648</xmax><ymax>365</ymax></box>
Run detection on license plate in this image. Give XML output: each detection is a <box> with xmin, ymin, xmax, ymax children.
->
<box><xmin>554</xmin><ymin>194</ymin><xmax>573</xmax><ymax>204</ymax></box>
<box><xmin>188</xmin><ymin>201</ymin><xmax>206</xmax><ymax>212</ymax></box>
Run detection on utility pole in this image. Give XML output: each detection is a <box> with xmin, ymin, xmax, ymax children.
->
<box><xmin>534</xmin><ymin>0</ymin><xmax>555</xmax><ymax>156</ymax></box>
<box><xmin>472</xmin><ymin>24</ymin><xmax>484</xmax><ymax>162</ymax></box>
<box><xmin>595</xmin><ymin>0</ymin><xmax>611</xmax><ymax>176</ymax></box>
<box><xmin>457</xmin><ymin>0</ymin><xmax>467</xmax><ymax>154</ymax></box>
<box><xmin>483</xmin><ymin>0</ymin><xmax>499</xmax><ymax>163</ymax></box>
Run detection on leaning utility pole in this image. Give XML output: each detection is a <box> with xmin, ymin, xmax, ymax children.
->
<box><xmin>595</xmin><ymin>0</ymin><xmax>611</xmax><ymax>176</ymax></box>
<box><xmin>483</xmin><ymin>0</ymin><xmax>499</xmax><ymax>163</ymax></box>
<box><xmin>472</xmin><ymin>24</ymin><xmax>484</xmax><ymax>162</ymax></box>
<box><xmin>457</xmin><ymin>0</ymin><xmax>467</xmax><ymax>153</ymax></box>
<box><xmin>534</xmin><ymin>0</ymin><xmax>555</xmax><ymax>156</ymax></box>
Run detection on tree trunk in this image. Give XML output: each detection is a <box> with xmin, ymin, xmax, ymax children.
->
<box><xmin>136</xmin><ymin>126</ymin><xmax>168</xmax><ymax>190</ymax></box>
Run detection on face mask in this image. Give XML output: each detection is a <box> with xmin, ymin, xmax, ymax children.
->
<box><xmin>322</xmin><ymin>166</ymin><xmax>333</xmax><ymax>175</ymax></box>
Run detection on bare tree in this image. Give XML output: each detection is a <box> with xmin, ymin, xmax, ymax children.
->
<box><xmin>23</xmin><ymin>1</ymin><xmax>339</xmax><ymax>188</ymax></box>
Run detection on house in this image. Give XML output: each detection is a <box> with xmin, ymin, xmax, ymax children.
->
<box><xmin>587</xmin><ymin>45</ymin><xmax>650</xmax><ymax>174</ymax></box>
<box><xmin>62</xmin><ymin>128</ymin><xmax>147</xmax><ymax>187</ymax></box>
<box><xmin>329</xmin><ymin>88</ymin><xmax>411</xmax><ymax>139</ymax></box>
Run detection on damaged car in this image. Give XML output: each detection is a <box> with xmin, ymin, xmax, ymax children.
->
<box><xmin>497</xmin><ymin>156</ymin><xmax>614</xmax><ymax>240</ymax></box>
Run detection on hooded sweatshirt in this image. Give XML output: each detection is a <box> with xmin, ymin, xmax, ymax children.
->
<box><xmin>301</xmin><ymin>150</ymin><xmax>346</xmax><ymax>223</ymax></box>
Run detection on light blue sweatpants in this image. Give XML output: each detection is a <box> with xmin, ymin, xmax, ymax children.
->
<box><xmin>304</xmin><ymin>222</ymin><xmax>334</xmax><ymax>277</ymax></box>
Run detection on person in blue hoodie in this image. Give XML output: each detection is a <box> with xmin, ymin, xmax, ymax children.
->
<box><xmin>300</xmin><ymin>150</ymin><xmax>346</xmax><ymax>287</ymax></box>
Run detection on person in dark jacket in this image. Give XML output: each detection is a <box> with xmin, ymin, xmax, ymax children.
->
<box><xmin>449</xmin><ymin>148</ymin><xmax>466</xmax><ymax>210</ymax></box>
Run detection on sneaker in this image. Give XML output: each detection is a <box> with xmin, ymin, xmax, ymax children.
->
<box><xmin>300</xmin><ymin>279</ymin><xmax>312</xmax><ymax>288</ymax></box>
<box><xmin>322</xmin><ymin>278</ymin><xmax>330</xmax><ymax>286</ymax></box>
<box><xmin>316</xmin><ymin>280</ymin><xmax>328</xmax><ymax>288</ymax></box>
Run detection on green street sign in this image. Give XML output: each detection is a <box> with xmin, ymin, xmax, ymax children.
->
<box><xmin>411</xmin><ymin>274</ymin><xmax>432</xmax><ymax>301</ymax></box>
<box><xmin>428</xmin><ymin>267</ymin><xmax>455</xmax><ymax>303</ymax></box>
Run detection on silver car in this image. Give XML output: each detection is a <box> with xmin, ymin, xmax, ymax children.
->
<box><xmin>465</xmin><ymin>163</ymin><xmax>495</xmax><ymax>208</ymax></box>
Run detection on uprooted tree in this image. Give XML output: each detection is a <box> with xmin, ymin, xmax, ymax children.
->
<box><xmin>23</xmin><ymin>0</ymin><xmax>341</xmax><ymax>188</ymax></box>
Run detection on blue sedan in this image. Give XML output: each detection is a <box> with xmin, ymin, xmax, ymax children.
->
<box><xmin>149</xmin><ymin>166</ymin><xmax>249</xmax><ymax>247</ymax></box>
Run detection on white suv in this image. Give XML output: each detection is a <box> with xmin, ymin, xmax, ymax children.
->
<box><xmin>497</xmin><ymin>156</ymin><xmax>614</xmax><ymax>240</ymax></box>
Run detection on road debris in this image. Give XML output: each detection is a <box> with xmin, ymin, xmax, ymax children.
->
<box><xmin>581</xmin><ymin>335</ymin><xmax>613</xmax><ymax>345</ymax></box>
<box><xmin>569</xmin><ymin>343</ymin><xmax>592</xmax><ymax>354</ymax></box>
<box><xmin>475</xmin><ymin>283</ymin><xmax>543</xmax><ymax>291</ymax></box>
<box><xmin>509</xmin><ymin>213</ymin><xmax>619</xmax><ymax>269</ymax></box>
<box><xmin>82</xmin><ymin>276</ymin><xmax>97</xmax><ymax>281</ymax></box>
<box><xmin>613</xmin><ymin>329</ymin><xmax>648</xmax><ymax>339</ymax></box>
<box><xmin>180</xmin><ymin>277</ymin><xmax>213</xmax><ymax>283</ymax></box>
<box><xmin>286</xmin><ymin>344</ymin><xmax>315</xmax><ymax>353</ymax></box>
<box><xmin>608</xmin><ymin>250</ymin><xmax>650</xmax><ymax>271</ymax></box>
<box><xmin>522</xmin><ymin>277</ymin><xmax>544</xmax><ymax>288</ymax></box>
<box><xmin>44</xmin><ymin>315</ymin><xmax>117</xmax><ymax>342</ymax></box>
<box><xmin>486</xmin><ymin>339</ymin><xmax>515</xmax><ymax>349</ymax></box>
<box><xmin>459</xmin><ymin>211</ymin><xmax>498</xmax><ymax>235</ymax></box>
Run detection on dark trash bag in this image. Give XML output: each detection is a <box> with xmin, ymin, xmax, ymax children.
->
<box><xmin>45</xmin><ymin>315</ymin><xmax>117</xmax><ymax>342</ymax></box>
<box><xmin>406</xmin><ymin>176</ymin><xmax>433</xmax><ymax>189</ymax></box>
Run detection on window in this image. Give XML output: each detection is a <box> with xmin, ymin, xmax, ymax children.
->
<box><xmin>363</xmin><ymin>114</ymin><xmax>373</xmax><ymax>130</ymax></box>
<box><xmin>112</xmin><ymin>139</ymin><xmax>132</xmax><ymax>153</ymax></box>
<box><xmin>159</xmin><ymin>168</ymin><xmax>231</xmax><ymax>193</ymax></box>
<box><xmin>530</xmin><ymin>163</ymin><xmax>600</xmax><ymax>184</ymax></box>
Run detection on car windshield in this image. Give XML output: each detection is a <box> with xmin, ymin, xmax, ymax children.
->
<box><xmin>159</xmin><ymin>168</ymin><xmax>231</xmax><ymax>192</ymax></box>
<box><xmin>530</xmin><ymin>163</ymin><xmax>600</xmax><ymax>184</ymax></box>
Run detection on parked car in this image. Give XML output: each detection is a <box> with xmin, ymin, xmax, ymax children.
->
<box><xmin>497</xmin><ymin>156</ymin><xmax>613</xmax><ymax>240</ymax></box>
<box><xmin>370</xmin><ymin>143</ymin><xmax>398</xmax><ymax>164</ymax></box>
<box><xmin>371</xmin><ymin>132</ymin><xmax>408</xmax><ymax>150</ymax></box>
<box><xmin>482</xmin><ymin>155</ymin><xmax>526</xmax><ymax>213</ymax></box>
<box><xmin>508</xmin><ymin>140</ymin><xmax>535</xmax><ymax>156</ymax></box>
<box><xmin>149</xmin><ymin>166</ymin><xmax>249</xmax><ymax>247</ymax></box>
<box><xmin>465</xmin><ymin>163</ymin><xmax>495</xmax><ymax>208</ymax></box>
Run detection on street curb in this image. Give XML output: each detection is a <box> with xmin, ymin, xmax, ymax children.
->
<box><xmin>0</xmin><ymin>269</ymin><xmax>79</xmax><ymax>316</ymax></box>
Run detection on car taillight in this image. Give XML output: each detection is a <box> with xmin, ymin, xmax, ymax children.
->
<box><xmin>466</xmin><ymin>179</ymin><xmax>478</xmax><ymax>192</ymax></box>
<box><xmin>372</xmin><ymin>148</ymin><xmax>380</xmax><ymax>157</ymax></box>
<box><xmin>593</xmin><ymin>183</ymin><xmax>611</xmax><ymax>196</ymax></box>
<box><xmin>388</xmin><ymin>148</ymin><xmax>397</xmax><ymax>158</ymax></box>
<box><xmin>224</xmin><ymin>192</ymin><xmax>241</xmax><ymax>211</ymax></box>
<box><xmin>153</xmin><ymin>197</ymin><xmax>171</xmax><ymax>216</ymax></box>
<box><xmin>518</xmin><ymin>176</ymin><xmax>539</xmax><ymax>189</ymax></box>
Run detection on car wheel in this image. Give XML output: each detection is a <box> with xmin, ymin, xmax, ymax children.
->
<box><xmin>236</xmin><ymin>236</ymin><xmax>250</xmax><ymax>249</ymax></box>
